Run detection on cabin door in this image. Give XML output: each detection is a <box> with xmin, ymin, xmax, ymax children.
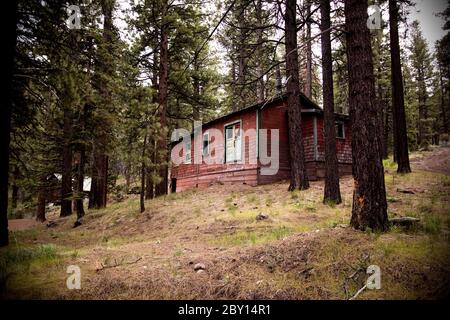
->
<box><xmin>225</xmin><ymin>122</ymin><xmax>241</xmax><ymax>162</ymax></box>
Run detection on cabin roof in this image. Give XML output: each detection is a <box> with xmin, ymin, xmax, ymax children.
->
<box><xmin>171</xmin><ymin>92</ymin><xmax>349</xmax><ymax>146</ymax></box>
<box><xmin>203</xmin><ymin>92</ymin><xmax>321</xmax><ymax>128</ymax></box>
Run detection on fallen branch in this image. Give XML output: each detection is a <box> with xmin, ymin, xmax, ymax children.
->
<box><xmin>96</xmin><ymin>257</ymin><xmax>142</xmax><ymax>272</ymax></box>
<box><xmin>349</xmin><ymin>284</ymin><xmax>367</xmax><ymax>300</ymax></box>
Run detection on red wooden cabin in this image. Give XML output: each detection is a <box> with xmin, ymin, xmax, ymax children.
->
<box><xmin>170</xmin><ymin>93</ymin><xmax>352</xmax><ymax>192</ymax></box>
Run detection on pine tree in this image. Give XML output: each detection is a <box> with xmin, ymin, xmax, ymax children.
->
<box><xmin>345</xmin><ymin>0</ymin><xmax>388</xmax><ymax>231</ymax></box>
<box><xmin>0</xmin><ymin>1</ymin><xmax>18</xmax><ymax>246</ymax></box>
<box><xmin>285</xmin><ymin>0</ymin><xmax>310</xmax><ymax>191</ymax></box>
<box><xmin>408</xmin><ymin>20</ymin><xmax>434</xmax><ymax>148</ymax></box>
<box><xmin>320</xmin><ymin>0</ymin><xmax>341</xmax><ymax>204</ymax></box>
<box><xmin>389</xmin><ymin>0</ymin><xmax>411</xmax><ymax>172</ymax></box>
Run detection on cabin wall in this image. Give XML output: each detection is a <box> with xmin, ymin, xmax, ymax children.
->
<box><xmin>171</xmin><ymin>100</ymin><xmax>353</xmax><ymax>192</ymax></box>
<box><xmin>314</xmin><ymin>117</ymin><xmax>352</xmax><ymax>178</ymax></box>
<box><xmin>171</xmin><ymin>110</ymin><xmax>259</xmax><ymax>192</ymax></box>
<box><xmin>258</xmin><ymin>101</ymin><xmax>318</xmax><ymax>184</ymax></box>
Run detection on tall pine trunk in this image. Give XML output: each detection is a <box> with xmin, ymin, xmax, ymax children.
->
<box><xmin>418</xmin><ymin>78</ymin><xmax>428</xmax><ymax>147</ymax></box>
<box><xmin>36</xmin><ymin>176</ymin><xmax>46</xmax><ymax>223</ymax></box>
<box><xmin>140</xmin><ymin>133</ymin><xmax>147</xmax><ymax>213</ymax></box>
<box><xmin>75</xmin><ymin>149</ymin><xmax>85</xmax><ymax>220</ymax></box>
<box><xmin>11</xmin><ymin>166</ymin><xmax>19</xmax><ymax>209</ymax></box>
<box><xmin>256</xmin><ymin>0</ymin><xmax>265</xmax><ymax>102</ymax></box>
<box><xmin>389</xmin><ymin>0</ymin><xmax>411</xmax><ymax>173</ymax></box>
<box><xmin>90</xmin><ymin>0</ymin><xmax>114</xmax><ymax>208</ymax></box>
<box><xmin>285</xmin><ymin>0</ymin><xmax>309</xmax><ymax>191</ymax></box>
<box><xmin>305</xmin><ymin>0</ymin><xmax>313</xmax><ymax>98</ymax></box>
<box><xmin>320</xmin><ymin>0</ymin><xmax>341</xmax><ymax>204</ymax></box>
<box><xmin>344</xmin><ymin>0</ymin><xmax>388</xmax><ymax>231</ymax></box>
<box><xmin>155</xmin><ymin>0</ymin><xmax>169</xmax><ymax>197</ymax></box>
<box><xmin>438</xmin><ymin>65</ymin><xmax>448</xmax><ymax>133</ymax></box>
<box><xmin>60</xmin><ymin>106</ymin><xmax>73</xmax><ymax>217</ymax></box>
<box><xmin>1</xmin><ymin>1</ymin><xmax>18</xmax><ymax>246</ymax></box>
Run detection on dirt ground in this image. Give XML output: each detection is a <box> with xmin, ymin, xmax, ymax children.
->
<box><xmin>2</xmin><ymin>147</ymin><xmax>450</xmax><ymax>300</ymax></box>
<box><xmin>410</xmin><ymin>147</ymin><xmax>450</xmax><ymax>175</ymax></box>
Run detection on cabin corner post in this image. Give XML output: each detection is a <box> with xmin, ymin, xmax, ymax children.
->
<box><xmin>256</xmin><ymin>109</ymin><xmax>261</xmax><ymax>162</ymax></box>
<box><xmin>313</xmin><ymin>116</ymin><xmax>318</xmax><ymax>161</ymax></box>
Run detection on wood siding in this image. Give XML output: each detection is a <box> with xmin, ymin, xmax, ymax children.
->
<box><xmin>171</xmin><ymin>98</ymin><xmax>352</xmax><ymax>192</ymax></box>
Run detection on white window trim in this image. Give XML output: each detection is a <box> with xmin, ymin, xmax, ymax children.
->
<box><xmin>224</xmin><ymin>120</ymin><xmax>242</xmax><ymax>163</ymax></box>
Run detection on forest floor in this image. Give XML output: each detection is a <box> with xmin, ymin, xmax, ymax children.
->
<box><xmin>1</xmin><ymin>147</ymin><xmax>450</xmax><ymax>300</ymax></box>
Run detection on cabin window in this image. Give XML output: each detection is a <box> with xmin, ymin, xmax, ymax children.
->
<box><xmin>185</xmin><ymin>139</ymin><xmax>191</xmax><ymax>163</ymax></box>
<box><xmin>336</xmin><ymin>121</ymin><xmax>345</xmax><ymax>139</ymax></box>
<box><xmin>203</xmin><ymin>133</ymin><xmax>209</xmax><ymax>156</ymax></box>
<box><xmin>224</xmin><ymin>122</ymin><xmax>242</xmax><ymax>162</ymax></box>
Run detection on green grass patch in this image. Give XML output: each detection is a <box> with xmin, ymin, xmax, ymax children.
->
<box><xmin>0</xmin><ymin>244</ymin><xmax>59</xmax><ymax>293</ymax></box>
<box><xmin>210</xmin><ymin>225</ymin><xmax>294</xmax><ymax>247</ymax></box>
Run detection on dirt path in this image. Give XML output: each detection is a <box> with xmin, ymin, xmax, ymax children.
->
<box><xmin>8</xmin><ymin>218</ymin><xmax>39</xmax><ymax>231</ymax></box>
<box><xmin>410</xmin><ymin>147</ymin><xmax>450</xmax><ymax>175</ymax></box>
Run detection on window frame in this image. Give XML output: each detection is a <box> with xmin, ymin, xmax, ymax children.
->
<box><xmin>223</xmin><ymin>120</ymin><xmax>242</xmax><ymax>163</ymax></box>
<box><xmin>203</xmin><ymin>132</ymin><xmax>210</xmax><ymax>157</ymax></box>
<box><xmin>335</xmin><ymin>121</ymin><xmax>345</xmax><ymax>139</ymax></box>
<box><xmin>185</xmin><ymin>139</ymin><xmax>192</xmax><ymax>164</ymax></box>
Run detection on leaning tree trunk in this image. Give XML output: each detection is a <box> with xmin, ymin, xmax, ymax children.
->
<box><xmin>320</xmin><ymin>0</ymin><xmax>341</xmax><ymax>204</ymax></box>
<box><xmin>0</xmin><ymin>1</ymin><xmax>18</xmax><ymax>246</ymax></box>
<box><xmin>389</xmin><ymin>0</ymin><xmax>411</xmax><ymax>173</ymax></box>
<box><xmin>344</xmin><ymin>0</ymin><xmax>388</xmax><ymax>231</ymax></box>
<box><xmin>285</xmin><ymin>0</ymin><xmax>309</xmax><ymax>191</ymax></box>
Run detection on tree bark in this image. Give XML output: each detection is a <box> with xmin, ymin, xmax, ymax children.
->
<box><xmin>256</xmin><ymin>0</ymin><xmax>265</xmax><ymax>102</ymax></box>
<box><xmin>344</xmin><ymin>0</ymin><xmax>388</xmax><ymax>231</ymax></box>
<box><xmin>140</xmin><ymin>133</ymin><xmax>147</xmax><ymax>213</ymax></box>
<box><xmin>145</xmin><ymin>167</ymin><xmax>154</xmax><ymax>199</ymax></box>
<box><xmin>155</xmin><ymin>0</ymin><xmax>169</xmax><ymax>197</ymax></box>
<box><xmin>418</xmin><ymin>73</ymin><xmax>428</xmax><ymax>147</ymax></box>
<box><xmin>238</xmin><ymin>17</ymin><xmax>246</xmax><ymax>110</ymax></box>
<box><xmin>389</xmin><ymin>0</ymin><xmax>411</xmax><ymax>173</ymax></box>
<box><xmin>75</xmin><ymin>149</ymin><xmax>85</xmax><ymax>220</ymax></box>
<box><xmin>382</xmin><ymin>93</ymin><xmax>390</xmax><ymax>159</ymax></box>
<box><xmin>11</xmin><ymin>166</ymin><xmax>19</xmax><ymax>209</ymax></box>
<box><xmin>36</xmin><ymin>176</ymin><xmax>46</xmax><ymax>223</ymax></box>
<box><xmin>320</xmin><ymin>0</ymin><xmax>341</xmax><ymax>204</ymax></box>
<box><xmin>305</xmin><ymin>0</ymin><xmax>313</xmax><ymax>98</ymax></box>
<box><xmin>285</xmin><ymin>0</ymin><xmax>309</xmax><ymax>191</ymax></box>
<box><xmin>0</xmin><ymin>1</ymin><xmax>18</xmax><ymax>246</ymax></box>
<box><xmin>90</xmin><ymin>0</ymin><xmax>114</xmax><ymax>208</ymax></box>
<box><xmin>438</xmin><ymin>64</ymin><xmax>448</xmax><ymax>133</ymax></box>
<box><xmin>60</xmin><ymin>106</ymin><xmax>73</xmax><ymax>217</ymax></box>
<box><xmin>231</xmin><ymin>52</ymin><xmax>237</xmax><ymax>112</ymax></box>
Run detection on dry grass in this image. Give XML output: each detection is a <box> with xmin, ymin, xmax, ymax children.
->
<box><xmin>2</xmin><ymin>149</ymin><xmax>450</xmax><ymax>300</ymax></box>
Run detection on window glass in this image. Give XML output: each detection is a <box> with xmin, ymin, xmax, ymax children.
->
<box><xmin>335</xmin><ymin>122</ymin><xmax>345</xmax><ymax>139</ymax></box>
<box><xmin>185</xmin><ymin>140</ymin><xmax>191</xmax><ymax>163</ymax></box>
<box><xmin>203</xmin><ymin>133</ymin><xmax>209</xmax><ymax>156</ymax></box>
